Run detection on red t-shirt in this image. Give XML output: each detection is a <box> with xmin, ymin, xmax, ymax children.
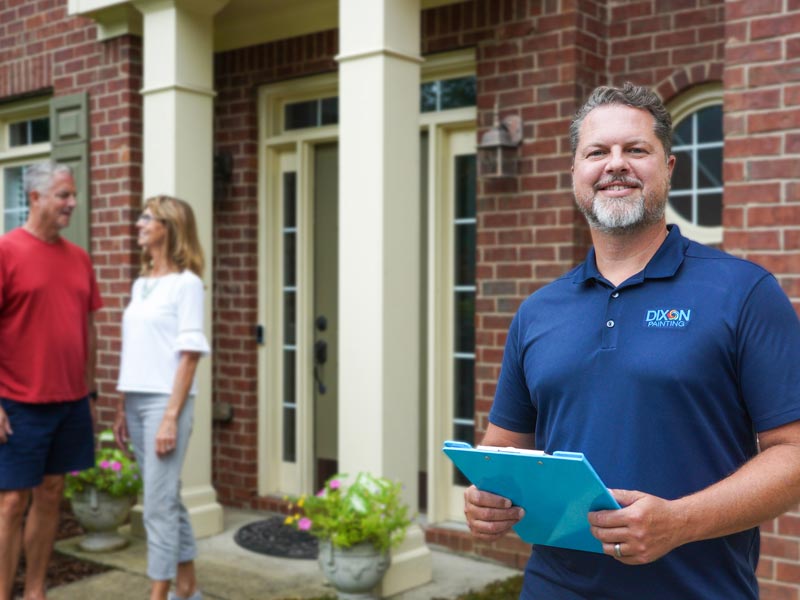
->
<box><xmin>0</xmin><ymin>228</ymin><xmax>103</xmax><ymax>402</ymax></box>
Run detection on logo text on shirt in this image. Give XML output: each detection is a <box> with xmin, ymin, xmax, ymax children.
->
<box><xmin>644</xmin><ymin>308</ymin><xmax>691</xmax><ymax>328</ymax></box>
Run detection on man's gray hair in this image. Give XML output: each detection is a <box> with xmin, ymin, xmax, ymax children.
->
<box><xmin>23</xmin><ymin>160</ymin><xmax>73</xmax><ymax>195</ymax></box>
<box><xmin>569</xmin><ymin>82</ymin><xmax>673</xmax><ymax>158</ymax></box>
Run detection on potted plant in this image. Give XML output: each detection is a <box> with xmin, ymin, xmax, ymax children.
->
<box><xmin>64</xmin><ymin>429</ymin><xmax>143</xmax><ymax>552</ymax></box>
<box><xmin>286</xmin><ymin>472</ymin><xmax>411</xmax><ymax>599</ymax></box>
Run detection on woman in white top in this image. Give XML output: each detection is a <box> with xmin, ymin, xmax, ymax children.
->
<box><xmin>114</xmin><ymin>195</ymin><xmax>209</xmax><ymax>600</ymax></box>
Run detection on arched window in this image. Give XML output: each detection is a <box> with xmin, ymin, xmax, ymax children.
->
<box><xmin>667</xmin><ymin>84</ymin><xmax>723</xmax><ymax>245</ymax></box>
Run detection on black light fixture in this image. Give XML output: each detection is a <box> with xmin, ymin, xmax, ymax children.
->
<box><xmin>478</xmin><ymin>104</ymin><xmax>522</xmax><ymax>179</ymax></box>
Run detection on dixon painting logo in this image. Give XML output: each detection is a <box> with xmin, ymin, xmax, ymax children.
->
<box><xmin>644</xmin><ymin>308</ymin><xmax>691</xmax><ymax>328</ymax></box>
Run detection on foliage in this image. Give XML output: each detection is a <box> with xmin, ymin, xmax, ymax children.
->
<box><xmin>64</xmin><ymin>429</ymin><xmax>143</xmax><ymax>499</ymax></box>
<box><xmin>285</xmin><ymin>472</ymin><xmax>411</xmax><ymax>552</ymax></box>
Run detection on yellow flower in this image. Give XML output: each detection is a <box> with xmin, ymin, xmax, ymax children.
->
<box><xmin>297</xmin><ymin>497</ymin><xmax>305</xmax><ymax>508</ymax></box>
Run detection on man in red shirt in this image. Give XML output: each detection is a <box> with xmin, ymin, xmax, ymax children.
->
<box><xmin>0</xmin><ymin>161</ymin><xmax>102</xmax><ymax>600</ymax></box>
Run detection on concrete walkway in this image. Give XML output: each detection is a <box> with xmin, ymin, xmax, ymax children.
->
<box><xmin>51</xmin><ymin>509</ymin><xmax>521</xmax><ymax>600</ymax></box>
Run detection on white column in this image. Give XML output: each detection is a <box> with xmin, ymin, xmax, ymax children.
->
<box><xmin>131</xmin><ymin>0</ymin><xmax>229</xmax><ymax>538</ymax></box>
<box><xmin>337</xmin><ymin>0</ymin><xmax>432</xmax><ymax>595</ymax></box>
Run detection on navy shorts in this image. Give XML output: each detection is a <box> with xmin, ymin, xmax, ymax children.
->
<box><xmin>0</xmin><ymin>396</ymin><xmax>95</xmax><ymax>490</ymax></box>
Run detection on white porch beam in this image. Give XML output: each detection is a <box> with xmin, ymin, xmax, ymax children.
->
<box><xmin>337</xmin><ymin>0</ymin><xmax>432</xmax><ymax>595</ymax></box>
<box><xmin>131</xmin><ymin>0</ymin><xmax>230</xmax><ymax>538</ymax></box>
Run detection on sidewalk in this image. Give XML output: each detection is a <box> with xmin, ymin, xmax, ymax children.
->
<box><xmin>51</xmin><ymin>509</ymin><xmax>521</xmax><ymax>600</ymax></box>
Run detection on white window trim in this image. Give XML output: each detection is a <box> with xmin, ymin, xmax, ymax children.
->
<box><xmin>0</xmin><ymin>97</ymin><xmax>52</xmax><ymax>232</ymax></box>
<box><xmin>667</xmin><ymin>83</ymin><xmax>723</xmax><ymax>245</ymax></box>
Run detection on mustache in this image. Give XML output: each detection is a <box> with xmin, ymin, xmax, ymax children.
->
<box><xmin>594</xmin><ymin>176</ymin><xmax>643</xmax><ymax>191</ymax></box>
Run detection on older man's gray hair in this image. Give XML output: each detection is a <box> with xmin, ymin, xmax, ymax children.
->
<box><xmin>23</xmin><ymin>161</ymin><xmax>73</xmax><ymax>196</ymax></box>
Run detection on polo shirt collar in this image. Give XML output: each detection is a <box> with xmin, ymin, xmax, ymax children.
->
<box><xmin>573</xmin><ymin>224</ymin><xmax>689</xmax><ymax>285</ymax></box>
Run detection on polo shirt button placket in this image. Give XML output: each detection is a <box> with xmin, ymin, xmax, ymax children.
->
<box><xmin>602</xmin><ymin>289</ymin><xmax>622</xmax><ymax>349</ymax></box>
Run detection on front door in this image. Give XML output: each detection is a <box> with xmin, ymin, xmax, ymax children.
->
<box><xmin>312</xmin><ymin>142</ymin><xmax>338</xmax><ymax>489</ymax></box>
<box><xmin>269</xmin><ymin>140</ymin><xmax>339</xmax><ymax>497</ymax></box>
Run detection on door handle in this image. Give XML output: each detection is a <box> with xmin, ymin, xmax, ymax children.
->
<box><xmin>314</xmin><ymin>339</ymin><xmax>328</xmax><ymax>365</ymax></box>
<box><xmin>314</xmin><ymin>339</ymin><xmax>327</xmax><ymax>395</ymax></box>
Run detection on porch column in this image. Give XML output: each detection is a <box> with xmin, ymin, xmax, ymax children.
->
<box><xmin>132</xmin><ymin>0</ymin><xmax>229</xmax><ymax>537</ymax></box>
<box><xmin>337</xmin><ymin>0</ymin><xmax>432</xmax><ymax>595</ymax></box>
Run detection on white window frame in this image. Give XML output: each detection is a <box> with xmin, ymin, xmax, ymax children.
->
<box><xmin>667</xmin><ymin>83</ymin><xmax>723</xmax><ymax>245</ymax></box>
<box><xmin>0</xmin><ymin>97</ymin><xmax>52</xmax><ymax>232</ymax></box>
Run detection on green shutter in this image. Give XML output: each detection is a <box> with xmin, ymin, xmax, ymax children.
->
<box><xmin>50</xmin><ymin>92</ymin><xmax>90</xmax><ymax>250</ymax></box>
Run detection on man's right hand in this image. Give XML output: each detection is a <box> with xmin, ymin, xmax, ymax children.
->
<box><xmin>0</xmin><ymin>406</ymin><xmax>12</xmax><ymax>444</ymax></box>
<box><xmin>464</xmin><ymin>484</ymin><xmax>524</xmax><ymax>540</ymax></box>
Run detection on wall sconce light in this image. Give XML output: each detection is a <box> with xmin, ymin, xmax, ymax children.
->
<box><xmin>478</xmin><ymin>105</ymin><xmax>522</xmax><ymax>179</ymax></box>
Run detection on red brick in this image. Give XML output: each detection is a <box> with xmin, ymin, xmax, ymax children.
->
<box><xmin>726</xmin><ymin>136</ymin><xmax>782</xmax><ymax>158</ymax></box>
<box><xmin>748</xmin><ymin>158</ymin><xmax>800</xmax><ymax>180</ymax></box>
<box><xmin>747</xmin><ymin>109</ymin><xmax>800</xmax><ymax>133</ymax></box>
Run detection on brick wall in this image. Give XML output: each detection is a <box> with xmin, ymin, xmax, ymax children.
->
<box><xmin>0</xmin><ymin>0</ymin><xmax>143</xmax><ymax>423</ymax></box>
<box><xmin>722</xmin><ymin>1</ymin><xmax>800</xmax><ymax>598</ymax></box>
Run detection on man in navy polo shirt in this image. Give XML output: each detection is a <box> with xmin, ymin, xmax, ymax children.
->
<box><xmin>464</xmin><ymin>83</ymin><xmax>800</xmax><ymax>599</ymax></box>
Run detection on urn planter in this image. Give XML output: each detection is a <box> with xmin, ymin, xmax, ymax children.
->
<box><xmin>70</xmin><ymin>486</ymin><xmax>135</xmax><ymax>552</ymax></box>
<box><xmin>318</xmin><ymin>540</ymin><xmax>390</xmax><ymax>599</ymax></box>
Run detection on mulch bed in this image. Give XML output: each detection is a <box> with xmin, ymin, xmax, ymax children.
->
<box><xmin>12</xmin><ymin>502</ymin><xmax>111</xmax><ymax>598</ymax></box>
<box><xmin>234</xmin><ymin>515</ymin><xmax>318</xmax><ymax>559</ymax></box>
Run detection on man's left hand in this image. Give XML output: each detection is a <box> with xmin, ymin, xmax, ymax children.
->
<box><xmin>588</xmin><ymin>489</ymin><xmax>687</xmax><ymax>565</ymax></box>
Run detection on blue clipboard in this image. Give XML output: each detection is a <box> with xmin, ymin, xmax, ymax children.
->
<box><xmin>443</xmin><ymin>440</ymin><xmax>620</xmax><ymax>553</ymax></box>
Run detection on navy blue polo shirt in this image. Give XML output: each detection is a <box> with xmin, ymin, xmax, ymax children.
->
<box><xmin>490</xmin><ymin>226</ymin><xmax>800</xmax><ymax>599</ymax></box>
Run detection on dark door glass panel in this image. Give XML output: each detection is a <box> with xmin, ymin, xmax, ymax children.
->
<box><xmin>697</xmin><ymin>105</ymin><xmax>722</xmax><ymax>143</ymax></box>
<box><xmin>671</xmin><ymin>151</ymin><xmax>692</xmax><ymax>190</ymax></box>
<box><xmin>283</xmin><ymin>173</ymin><xmax>297</xmax><ymax>227</ymax></box>
<box><xmin>454</xmin><ymin>224</ymin><xmax>476</xmax><ymax>286</ymax></box>
<box><xmin>284</xmin><ymin>291</ymin><xmax>296</xmax><ymax>345</ymax></box>
<box><xmin>697</xmin><ymin>147</ymin><xmax>722</xmax><ymax>188</ymax></box>
<box><xmin>698</xmin><ymin>192</ymin><xmax>722</xmax><ymax>227</ymax></box>
<box><xmin>455</xmin><ymin>155</ymin><xmax>476</xmax><ymax>218</ymax></box>
<box><xmin>454</xmin><ymin>292</ymin><xmax>475</xmax><ymax>353</ymax></box>
<box><xmin>670</xmin><ymin>195</ymin><xmax>692</xmax><ymax>221</ymax></box>
<box><xmin>454</xmin><ymin>359</ymin><xmax>475</xmax><ymax>420</ymax></box>
<box><xmin>283</xmin><ymin>403</ymin><xmax>296</xmax><ymax>462</ymax></box>
<box><xmin>284</xmin><ymin>233</ymin><xmax>296</xmax><ymax>287</ymax></box>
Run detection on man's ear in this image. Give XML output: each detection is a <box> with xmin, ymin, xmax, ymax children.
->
<box><xmin>27</xmin><ymin>191</ymin><xmax>40</xmax><ymax>208</ymax></box>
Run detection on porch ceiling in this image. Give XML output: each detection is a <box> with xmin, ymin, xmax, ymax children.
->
<box><xmin>69</xmin><ymin>0</ymin><xmax>463</xmax><ymax>52</ymax></box>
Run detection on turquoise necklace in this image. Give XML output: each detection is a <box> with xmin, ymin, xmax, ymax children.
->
<box><xmin>141</xmin><ymin>277</ymin><xmax>160</xmax><ymax>299</ymax></box>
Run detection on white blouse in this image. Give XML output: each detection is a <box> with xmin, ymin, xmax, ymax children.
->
<box><xmin>117</xmin><ymin>270</ymin><xmax>210</xmax><ymax>395</ymax></box>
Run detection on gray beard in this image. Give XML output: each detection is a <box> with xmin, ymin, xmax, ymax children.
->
<box><xmin>575</xmin><ymin>188</ymin><xmax>667</xmax><ymax>234</ymax></box>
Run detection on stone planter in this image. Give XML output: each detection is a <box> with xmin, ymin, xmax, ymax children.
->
<box><xmin>69</xmin><ymin>486</ymin><xmax>135</xmax><ymax>552</ymax></box>
<box><xmin>318</xmin><ymin>540</ymin><xmax>390</xmax><ymax>599</ymax></box>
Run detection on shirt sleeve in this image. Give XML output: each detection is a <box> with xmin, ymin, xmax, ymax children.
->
<box><xmin>174</xmin><ymin>273</ymin><xmax>211</xmax><ymax>355</ymax></box>
<box><xmin>738</xmin><ymin>273</ymin><xmax>800</xmax><ymax>432</ymax></box>
<box><xmin>489</xmin><ymin>307</ymin><xmax>537</xmax><ymax>434</ymax></box>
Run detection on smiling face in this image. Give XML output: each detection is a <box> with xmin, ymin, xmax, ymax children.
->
<box><xmin>136</xmin><ymin>208</ymin><xmax>167</xmax><ymax>252</ymax></box>
<box><xmin>29</xmin><ymin>170</ymin><xmax>77</xmax><ymax>236</ymax></box>
<box><xmin>572</xmin><ymin>104</ymin><xmax>675</xmax><ymax>234</ymax></box>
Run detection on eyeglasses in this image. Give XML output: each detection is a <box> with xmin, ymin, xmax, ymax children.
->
<box><xmin>137</xmin><ymin>213</ymin><xmax>162</xmax><ymax>223</ymax></box>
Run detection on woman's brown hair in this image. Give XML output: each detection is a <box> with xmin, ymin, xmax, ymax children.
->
<box><xmin>139</xmin><ymin>195</ymin><xmax>205</xmax><ymax>277</ymax></box>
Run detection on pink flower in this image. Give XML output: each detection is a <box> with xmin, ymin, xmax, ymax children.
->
<box><xmin>329</xmin><ymin>479</ymin><xmax>341</xmax><ymax>490</ymax></box>
<box><xmin>69</xmin><ymin>471</ymin><xmax>80</xmax><ymax>476</ymax></box>
<box><xmin>111</xmin><ymin>462</ymin><xmax>122</xmax><ymax>472</ymax></box>
<box><xmin>316</xmin><ymin>489</ymin><xmax>326</xmax><ymax>497</ymax></box>
<box><xmin>298</xmin><ymin>517</ymin><xmax>312</xmax><ymax>531</ymax></box>
<box><xmin>100</xmin><ymin>460</ymin><xmax>111</xmax><ymax>469</ymax></box>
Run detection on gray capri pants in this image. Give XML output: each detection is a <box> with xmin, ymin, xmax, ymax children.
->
<box><xmin>125</xmin><ymin>392</ymin><xmax>197</xmax><ymax>581</ymax></box>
